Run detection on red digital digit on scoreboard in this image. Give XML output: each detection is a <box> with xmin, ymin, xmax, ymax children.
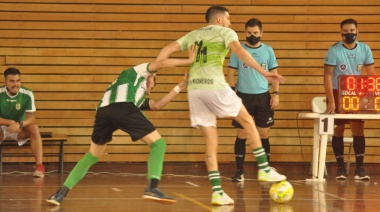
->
<box><xmin>338</xmin><ymin>75</ymin><xmax>380</xmax><ymax>112</ymax></box>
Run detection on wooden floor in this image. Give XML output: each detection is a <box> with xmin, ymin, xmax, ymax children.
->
<box><xmin>0</xmin><ymin>162</ymin><xmax>379</xmax><ymax>212</ymax></box>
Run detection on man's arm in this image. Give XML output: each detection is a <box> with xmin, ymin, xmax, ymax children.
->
<box><xmin>5</xmin><ymin>112</ymin><xmax>36</xmax><ymax>133</ymax></box>
<box><xmin>270</xmin><ymin>69</ymin><xmax>280</xmax><ymax>109</ymax></box>
<box><xmin>150</xmin><ymin>45</ymin><xmax>196</xmax><ymax>72</ymax></box>
<box><xmin>228</xmin><ymin>41</ymin><xmax>285</xmax><ymax>83</ymax></box>
<box><xmin>324</xmin><ymin>65</ymin><xmax>335</xmax><ymax>113</ymax></box>
<box><xmin>148</xmin><ymin>73</ymin><xmax>188</xmax><ymax>111</ymax></box>
<box><xmin>0</xmin><ymin>117</ymin><xmax>16</xmax><ymax>126</ymax></box>
<box><xmin>227</xmin><ymin>67</ymin><xmax>237</xmax><ymax>89</ymax></box>
<box><xmin>365</xmin><ymin>64</ymin><xmax>376</xmax><ymax>75</ymax></box>
<box><xmin>156</xmin><ymin>42</ymin><xmax>182</xmax><ymax>61</ymax></box>
<box><xmin>22</xmin><ymin>112</ymin><xmax>36</xmax><ymax>127</ymax></box>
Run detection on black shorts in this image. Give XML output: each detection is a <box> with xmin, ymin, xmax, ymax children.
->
<box><xmin>91</xmin><ymin>102</ymin><xmax>156</xmax><ymax>145</ymax></box>
<box><xmin>232</xmin><ymin>91</ymin><xmax>274</xmax><ymax>128</ymax></box>
<box><xmin>332</xmin><ymin>89</ymin><xmax>364</xmax><ymax>125</ymax></box>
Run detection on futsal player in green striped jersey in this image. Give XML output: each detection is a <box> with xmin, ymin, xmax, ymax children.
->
<box><xmin>46</xmin><ymin>46</ymin><xmax>197</xmax><ymax>206</ymax></box>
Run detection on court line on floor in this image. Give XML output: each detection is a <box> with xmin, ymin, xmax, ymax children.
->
<box><xmin>185</xmin><ymin>181</ymin><xmax>200</xmax><ymax>187</ymax></box>
<box><xmin>174</xmin><ymin>192</ymin><xmax>212</xmax><ymax>211</ymax></box>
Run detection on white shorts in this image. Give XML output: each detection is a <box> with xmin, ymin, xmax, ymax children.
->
<box><xmin>188</xmin><ymin>87</ymin><xmax>242</xmax><ymax>127</ymax></box>
<box><xmin>0</xmin><ymin>126</ymin><xmax>28</xmax><ymax>146</ymax></box>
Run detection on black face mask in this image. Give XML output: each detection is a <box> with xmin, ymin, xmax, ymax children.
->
<box><xmin>342</xmin><ymin>33</ymin><xmax>357</xmax><ymax>44</ymax></box>
<box><xmin>246</xmin><ymin>35</ymin><xmax>261</xmax><ymax>46</ymax></box>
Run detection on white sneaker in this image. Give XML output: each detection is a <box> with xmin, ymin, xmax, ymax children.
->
<box><xmin>211</xmin><ymin>192</ymin><xmax>234</xmax><ymax>206</ymax></box>
<box><xmin>258</xmin><ymin>168</ymin><xmax>286</xmax><ymax>182</ymax></box>
<box><xmin>212</xmin><ymin>205</ymin><xmax>234</xmax><ymax>212</ymax></box>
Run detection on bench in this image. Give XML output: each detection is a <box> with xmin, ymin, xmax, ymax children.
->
<box><xmin>0</xmin><ymin>134</ymin><xmax>67</xmax><ymax>175</ymax></box>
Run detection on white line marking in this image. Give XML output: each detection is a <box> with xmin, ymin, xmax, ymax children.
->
<box><xmin>185</xmin><ymin>181</ymin><xmax>200</xmax><ymax>187</ymax></box>
<box><xmin>111</xmin><ymin>188</ymin><xmax>122</xmax><ymax>191</ymax></box>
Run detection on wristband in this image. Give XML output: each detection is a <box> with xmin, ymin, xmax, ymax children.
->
<box><xmin>273</xmin><ymin>91</ymin><xmax>279</xmax><ymax>95</ymax></box>
<box><xmin>18</xmin><ymin>121</ymin><xmax>23</xmax><ymax>128</ymax></box>
<box><xmin>173</xmin><ymin>85</ymin><xmax>181</xmax><ymax>93</ymax></box>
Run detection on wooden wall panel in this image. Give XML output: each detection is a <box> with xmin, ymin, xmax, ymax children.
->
<box><xmin>0</xmin><ymin>0</ymin><xmax>379</xmax><ymax>164</ymax></box>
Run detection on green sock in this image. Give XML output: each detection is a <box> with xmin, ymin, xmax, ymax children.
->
<box><xmin>147</xmin><ymin>138</ymin><xmax>166</xmax><ymax>180</ymax></box>
<box><xmin>208</xmin><ymin>171</ymin><xmax>223</xmax><ymax>195</ymax></box>
<box><xmin>63</xmin><ymin>152</ymin><xmax>99</xmax><ymax>189</ymax></box>
<box><xmin>253</xmin><ymin>147</ymin><xmax>270</xmax><ymax>173</ymax></box>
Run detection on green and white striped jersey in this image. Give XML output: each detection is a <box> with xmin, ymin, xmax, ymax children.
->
<box><xmin>0</xmin><ymin>86</ymin><xmax>35</xmax><ymax>121</ymax></box>
<box><xmin>97</xmin><ymin>63</ymin><xmax>155</xmax><ymax>109</ymax></box>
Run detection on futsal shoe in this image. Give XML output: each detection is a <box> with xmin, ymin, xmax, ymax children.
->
<box><xmin>258</xmin><ymin>168</ymin><xmax>286</xmax><ymax>182</ymax></box>
<box><xmin>33</xmin><ymin>163</ymin><xmax>45</xmax><ymax>178</ymax></box>
<box><xmin>354</xmin><ymin>168</ymin><xmax>370</xmax><ymax>180</ymax></box>
<box><xmin>211</xmin><ymin>192</ymin><xmax>234</xmax><ymax>206</ymax></box>
<box><xmin>231</xmin><ymin>171</ymin><xmax>244</xmax><ymax>182</ymax></box>
<box><xmin>336</xmin><ymin>166</ymin><xmax>347</xmax><ymax>180</ymax></box>
<box><xmin>212</xmin><ymin>205</ymin><xmax>235</xmax><ymax>212</ymax></box>
<box><xmin>46</xmin><ymin>193</ymin><xmax>65</xmax><ymax>206</ymax></box>
<box><xmin>46</xmin><ymin>186</ymin><xmax>70</xmax><ymax>206</ymax></box>
<box><xmin>143</xmin><ymin>188</ymin><xmax>177</xmax><ymax>205</ymax></box>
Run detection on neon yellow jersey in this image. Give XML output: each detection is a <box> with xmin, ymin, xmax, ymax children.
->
<box><xmin>176</xmin><ymin>25</ymin><xmax>239</xmax><ymax>90</ymax></box>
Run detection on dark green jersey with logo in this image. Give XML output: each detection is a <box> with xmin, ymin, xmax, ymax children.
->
<box><xmin>0</xmin><ymin>86</ymin><xmax>35</xmax><ymax>121</ymax></box>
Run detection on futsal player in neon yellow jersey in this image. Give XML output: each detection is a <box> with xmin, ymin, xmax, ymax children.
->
<box><xmin>156</xmin><ymin>5</ymin><xmax>286</xmax><ymax>206</ymax></box>
<box><xmin>46</xmin><ymin>46</ymin><xmax>197</xmax><ymax>206</ymax></box>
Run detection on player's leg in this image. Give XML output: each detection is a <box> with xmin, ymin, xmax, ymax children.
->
<box><xmin>257</xmin><ymin>127</ymin><xmax>271</xmax><ymax>162</ymax></box>
<box><xmin>46</xmin><ymin>105</ymin><xmax>114</xmax><ymax>206</ymax></box>
<box><xmin>231</xmin><ymin>128</ymin><xmax>246</xmax><ymax>182</ymax></box>
<box><xmin>21</xmin><ymin>123</ymin><xmax>44</xmax><ymax>177</ymax></box>
<box><xmin>230</xmin><ymin>92</ymin><xmax>251</xmax><ymax>182</ymax></box>
<box><xmin>188</xmin><ymin>89</ymin><xmax>234</xmax><ymax>206</ymax></box>
<box><xmin>140</xmin><ymin>130</ymin><xmax>176</xmax><ymax>204</ymax></box>
<box><xmin>351</xmin><ymin>121</ymin><xmax>369</xmax><ymax>180</ymax></box>
<box><xmin>232</xmin><ymin>106</ymin><xmax>286</xmax><ymax>182</ymax></box>
<box><xmin>199</xmin><ymin>126</ymin><xmax>234</xmax><ymax>206</ymax></box>
<box><xmin>254</xmin><ymin>91</ymin><xmax>275</xmax><ymax>164</ymax></box>
<box><xmin>46</xmin><ymin>141</ymin><xmax>104</xmax><ymax>206</ymax></box>
<box><xmin>332</xmin><ymin>122</ymin><xmax>347</xmax><ymax>179</ymax></box>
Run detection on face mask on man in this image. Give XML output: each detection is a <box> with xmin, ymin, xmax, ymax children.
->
<box><xmin>246</xmin><ymin>35</ymin><xmax>261</xmax><ymax>46</ymax></box>
<box><xmin>342</xmin><ymin>33</ymin><xmax>357</xmax><ymax>44</ymax></box>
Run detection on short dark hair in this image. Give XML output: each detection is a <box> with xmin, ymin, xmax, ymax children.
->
<box><xmin>4</xmin><ymin>67</ymin><xmax>21</xmax><ymax>78</ymax></box>
<box><xmin>340</xmin><ymin>18</ymin><xmax>357</xmax><ymax>29</ymax></box>
<box><xmin>245</xmin><ymin>18</ymin><xmax>262</xmax><ymax>31</ymax></box>
<box><xmin>205</xmin><ymin>6</ymin><xmax>229</xmax><ymax>23</ymax></box>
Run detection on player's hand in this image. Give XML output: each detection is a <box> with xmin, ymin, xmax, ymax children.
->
<box><xmin>7</xmin><ymin>123</ymin><xmax>20</xmax><ymax>133</ymax></box>
<box><xmin>325</xmin><ymin>102</ymin><xmax>336</xmax><ymax>114</ymax></box>
<box><xmin>188</xmin><ymin>45</ymin><xmax>198</xmax><ymax>63</ymax></box>
<box><xmin>178</xmin><ymin>71</ymin><xmax>188</xmax><ymax>90</ymax></box>
<box><xmin>270</xmin><ymin>95</ymin><xmax>279</xmax><ymax>109</ymax></box>
<box><xmin>265</xmin><ymin>72</ymin><xmax>286</xmax><ymax>83</ymax></box>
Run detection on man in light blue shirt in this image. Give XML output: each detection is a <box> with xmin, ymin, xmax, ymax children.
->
<box><xmin>324</xmin><ymin>18</ymin><xmax>376</xmax><ymax>180</ymax></box>
<box><xmin>227</xmin><ymin>18</ymin><xmax>280</xmax><ymax>182</ymax></box>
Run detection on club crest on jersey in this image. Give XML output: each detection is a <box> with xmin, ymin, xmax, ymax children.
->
<box><xmin>357</xmin><ymin>64</ymin><xmax>363</xmax><ymax>71</ymax></box>
<box><xmin>339</xmin><ymin>64</ymin><xmax>347</xmax><ymax>71</ymax></box>
<box><xmin>16</xmin><ymin>103</ymin><xmax>21</xmax><ymax>110</ymax></box>
<box><xmin>242</xmin><ymin>62</ymin><xmax>249</xmax><ymax>69</ymax></box>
